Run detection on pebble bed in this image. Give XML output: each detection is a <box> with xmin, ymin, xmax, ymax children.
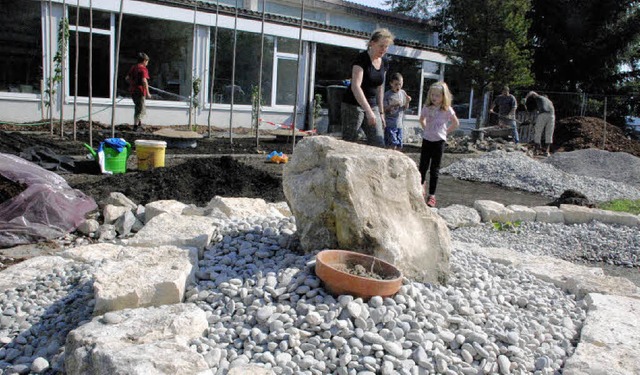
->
<box><xmin>4</xmin><ymin>149</ymin><xmax>640</xmax><ymax>374</ymax></box>
<box><xmin>185</xmin><ymin>216</ymin><xmax>586</xmax><ymax>375</ymax></box>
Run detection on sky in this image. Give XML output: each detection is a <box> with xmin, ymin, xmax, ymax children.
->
<box><xmin>346</xmin><ymin>0</ymin><xmax>390</xmax><ymax>10</ymax></box>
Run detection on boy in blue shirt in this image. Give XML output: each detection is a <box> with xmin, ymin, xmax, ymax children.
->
<box><xmin>383</xmin><ymin>73</ymin><xmax>411</xmax><ymax>149</ymax></box>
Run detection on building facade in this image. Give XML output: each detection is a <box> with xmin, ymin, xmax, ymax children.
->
<box><xmin>0</xmin><ymin>0</ymin><xmax>450</xmax><ymax>131</ymax></box>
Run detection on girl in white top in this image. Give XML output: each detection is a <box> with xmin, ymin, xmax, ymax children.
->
<box><xmin>418</xmin><ymin>82</ymin><xmax>459</xmax><ymax>207</ymax></box>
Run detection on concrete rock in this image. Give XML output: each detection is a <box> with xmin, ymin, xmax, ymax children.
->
<box><xmin>206</xmin><ymin>196</ymin><xmax>287</xmax><ymax>219</ymax></box>
<box><xmin>561</xmin><ymin>204</ymin><xmax>595</xmax><ymax>224</ymax></box>
<box><xmin>103</xmin><ymin>204</ymin><xmax>130</xmax><ymax>225</ymax></box>
<box><xmin>101</xmin><ymin>192</ymin><xmax>138</xmax><ymax>210</ymax></box>
<box><xmin>126</xmin><ymin>213</ymin><xmax>219</xmax><ymax>254</ymax></box>
<box><xmin>532</xmin><ymin>206</ymin><xmax>565</xmax><ymax>223</ymax></box>
<box><xmin>473</xmin><ymin>200</ymin><xmax>514</xmax><ymax>222</ymax></box>
<box><xmin>65</xmin><ymin>303</ymin><xmax>209</xmax><ymax>375</ymax></box>
<box><xmin>437</xmin><ymin>204</ymin><xmax>481</xmax><ymax>229</ymax></box>
<box><xmin>76</xmin><ymin>218</ymin><xmax>100</xmax><ymax>235</ymax></box>
<box><xmin>144</xmin><ymin>200</ymin><xmax>189</xmax><ymax>223</ymax></box>
<box><xmin>283</xmin><ymin>136</ymin><xmax>451</xmax><ymax>284</ymax></box>
<box><xmin>564</xmin><ymin>293</ymin><xmax>640</xmax><ymax>375</ymax></box>
<box><xmin>93</xmin><ymin>245</ymin><xmax>198</xmax><ymax>315</ymax></box>
<box><xmin>506</xmin><ymin>204</ymin><xmax>537</xmax><ymax>222</ymax></box>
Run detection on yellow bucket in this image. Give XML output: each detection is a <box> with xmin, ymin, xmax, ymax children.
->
<box><xmin>135</xmin><ymin>140</ymin><xmax>167</xmax><ymax>171</ymax></box>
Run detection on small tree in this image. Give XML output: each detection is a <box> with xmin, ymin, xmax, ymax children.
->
<box><xmin>251</xmin><ymin>85</ymin><xmax>261</xmax><ymax>136</ymax></box>
<box><xmin>189</xmin><ymin>75</ymin><xmax>201</xmax><ymax>130</ymax></box>
<box><xmin>312</xmin><ymin>93</ymin><xmax>323</xmax><ymax>132</ymax></box>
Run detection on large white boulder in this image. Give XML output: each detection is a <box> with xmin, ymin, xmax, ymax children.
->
<box><xmin>283</xmin><ymin>136</ymin><xmax>451</xmax><ymax>283</ymax></box>
<box><xmin>65</xmin><ymin>303</ymin><xmax>209</xmax><ymax>375</ymax></box>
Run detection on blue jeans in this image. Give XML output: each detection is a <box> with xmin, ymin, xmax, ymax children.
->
<box><xmin>500</xmin><ymin>118</ymin><xmax>519</xmax><ymax>143</ymax></box>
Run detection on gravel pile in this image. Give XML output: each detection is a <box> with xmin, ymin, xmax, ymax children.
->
<box><xmin>441</xmin><ymin>150</ymin><xmax>640</xmax><ymax>202</ymax></box>
<box><xmin>543</xmin><ymin>149</ymin><xmax>640</xmax><ymax>189</ymax></box>
<box><xmin>452</xmin><ymin>221</ymin><xmax>640</xmax><ymax>268</ymax></box>
<box><xmin>185</xmin><ymin>216</ymin><xmax>585</xmax><ymax>375</ymax></box>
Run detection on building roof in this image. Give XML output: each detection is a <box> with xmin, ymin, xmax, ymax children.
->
<box><xmin>143</xmin><ymin>0</ymin><xmax>450</xmax><ymax>54</ymax></box>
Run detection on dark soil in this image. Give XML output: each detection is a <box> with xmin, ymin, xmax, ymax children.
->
<box><xmin>554</xmin><ymin>116</ymin><xmax>640</xmax><ymax>157</ymax></box>
<box><xmin>1</xmin><ymin>117</ymin><xmax>639</xmax><ymax>209</ymax></box>
<box><xmin>332</xmin><ymin>263</ymin><xmax>392</xmax><ymax>280</ymax></box>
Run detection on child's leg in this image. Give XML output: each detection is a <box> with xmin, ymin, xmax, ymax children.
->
<box><xmin>428</xmin><ymin>140</ymin><xmax>446</xmax><ymax>195</ymax></box>
<box><xmin>418</xmin><ymin>139</ymin><xmax>433</xmax><ymax>187</ymax></box>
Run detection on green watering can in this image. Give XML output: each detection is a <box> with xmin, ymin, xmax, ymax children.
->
<box><xmin>83</xmin><ymin>139</ymin><xmax>131</xmax><ymax>174</ymax></box>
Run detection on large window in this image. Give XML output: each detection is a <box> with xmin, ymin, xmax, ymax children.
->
<box><xmin>0</xmin><ymin>0</ymin><xmax>43</xmax><ymax>94</ymax></box>
<box><xmin>210</xmin><ymin>29</ymin><xmax>274</xmax><ymax>105</ymax></box>
<box><xmin>118</xmin><ymin>15</ymin><xmax>192</xmax><ymax>101</ymax></box>
<box><xmin>68</xmin><ymin>7</ymin><xmax>112</xmax><ymax>98</ymax></box>
<box><xmin>314</xmin><ymin>43</ymin><xmax>354</xmax><ymax>108</ymax></box>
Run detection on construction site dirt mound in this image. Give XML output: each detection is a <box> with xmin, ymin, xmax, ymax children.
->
<box><xmin>553</xmin><ymin>116</ymin><xmax>640</xmax><ymax>157</ymax></box>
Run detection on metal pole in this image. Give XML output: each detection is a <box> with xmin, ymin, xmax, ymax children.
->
<box><xmin>206</xmin><ymin>0</ymin><xmax>220</xmax><ymax>138</ymax></box>
<box><xmin>188</xmin><ymin>0</ymin><xmax>197</xmax><ymax>129</ymax></box>
<box><xmin>228</xmin><ymin>0</ymin><xmax>238</xmax><ymax>144</ymax></box>
<box><xmin>110</xmin><ymin>0</ymin><xmax>124</xmax><ymax>137</ymax></box>
<box><xmin>88</xmin><ymin>0</ymin><xmax>93</xmax><ymax>147</ymax></box>
<box><xmin>291</xmin><ymin>0</ymin><xmax>305</xmax><ymax>149</ymax></box>
<box><xmin>255</xmin><ymin>0</ymin><xmax>266</xmax><ymax>149</ymax></box>
<box><xmin>48</xmin><ymin>0</ymin><xmax>54</xmax><ymax>134</ymax></box>
<box><xmin>602</xmin><ymin>96</ymin><xmax>607</xmax><ymax>149</ymax></box>
<box><xmin>73</xmin><ymin>0</ymin><xmax>80</xmax><ymax>140</ymax></box>
<box><xmin>60</xmin><ymin>0</ymin><xmax>67</xmax><ymax>138</ymax></box>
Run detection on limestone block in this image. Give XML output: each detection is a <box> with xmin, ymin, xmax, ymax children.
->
<box><xmin>561</xmin><ymin>204</ymin><xmax>594</xmax><ymax>224</ymax></box>
<box><xmin>76</xmin><ymin>219</ymin><xmax>99</xmax><ymax>235</ymax></box>
<box><xmin>283</xmin><ymin>136</ymin><xmax>451</xmax><ymax>284</ymax></box>
<box><xmin>532</xmin><ymin>206</ymin><xmax>564</xmax><ymax>223</ymax></box>
<box><xmin>101</xmin><ymin>192</ymin><xmax>138</xmax><ymax>210</ymax></box>
<box><xmin>93</xmin><ymin>245</ymin><xmax>198</xmax><ymax>315</ymax></box>
<box><xmin>102</xmin><ymin>204</ymin><xmax>130</xmax><ymax>225</ymax></box>
<box><xmin>564</xmin><ymin>294</ymin><xmax>640</xmax><ymax>375</ymax></box>
<box><xmin>437</xmin><ymin>204</ymin><xmax>481</xmax><ymax>229</ymax></box>
<box><xmin>591</xmin><ymin>208</ymin><xmax>640</xmax><ymax>227</ymax></box>
<box><xmin>115</xmin><ymin>210</ymin><xmax>136</xmax><ymax>236</ymax></box>
<box><xmin>206</xmin><ymin>196</ymin><xmax>287</xmax><ymax>219</ymax></box>
<box><xmin>65</xmin><ymin>303</ymin><xmax>208</xmax><ymax>375</ymax></box>
<box><xmin>506</xmin><ymin>204</ymin><xmax>537</xmax><ymax>222</ymax></box>
<box><xmin>144</xmin><ymin>200</ymin><xmax>189</xmax><ymax>223</ymax></box>
<box><xmin>473</xmin><ymin>200</ymin><xmax>514</xmax><ymax>222</ymax></box>
<box><xmin>126</xmin><ymin>213</ymin><xmax>219</xmax><ymax>253</ymax></box>
<box><xmin>61</xmin><ymin>243</ymin><xmax>127</xmax><ymax>264</ymax></box>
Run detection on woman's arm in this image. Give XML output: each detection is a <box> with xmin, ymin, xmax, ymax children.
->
<box><xmin>350</xmin><ymin>66</ymin><xmax>377</xmax><ymax>126</ymax></box>
<box><xmin>377</xmin><ymin>84</ymin><xmax>386</xmax><ymax>127</ymax></box>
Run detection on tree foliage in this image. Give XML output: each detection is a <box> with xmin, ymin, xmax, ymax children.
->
<box><xmin>529</xmin><ymin>0</ymin><xmax>640</xmax><ymax>93</ymax></box>
<box><xmin>390</xmin><ymin>0</ymin><xmax>533</xmax><ymax>93</ymax></box>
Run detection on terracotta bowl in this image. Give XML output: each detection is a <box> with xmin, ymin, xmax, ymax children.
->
<box><xmin>315</xmin><ymin>249</ymin><xmax>403</xmax><ymax>301</ymax></box>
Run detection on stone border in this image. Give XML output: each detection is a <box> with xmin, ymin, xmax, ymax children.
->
<box><xmin>437</xmin><ymin>200</ymin><xmax>640</xmax><ymax>229</ymax></box>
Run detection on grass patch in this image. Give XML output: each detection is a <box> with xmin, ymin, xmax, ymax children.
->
<box><xmin>597</xmin><ymin>199</ymin><xmax>640</xmax><ymax>215</ymax></box>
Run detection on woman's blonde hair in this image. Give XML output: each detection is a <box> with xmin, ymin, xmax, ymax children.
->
<box><xmin>368</xmin><ymin>28</ymin><xmax>394</xmax><ymax>47</ymax></box>
<box><xmin>426</xmin><ymin>81</ymin><xmax>453</xmax><ymax>110</ymax></box>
